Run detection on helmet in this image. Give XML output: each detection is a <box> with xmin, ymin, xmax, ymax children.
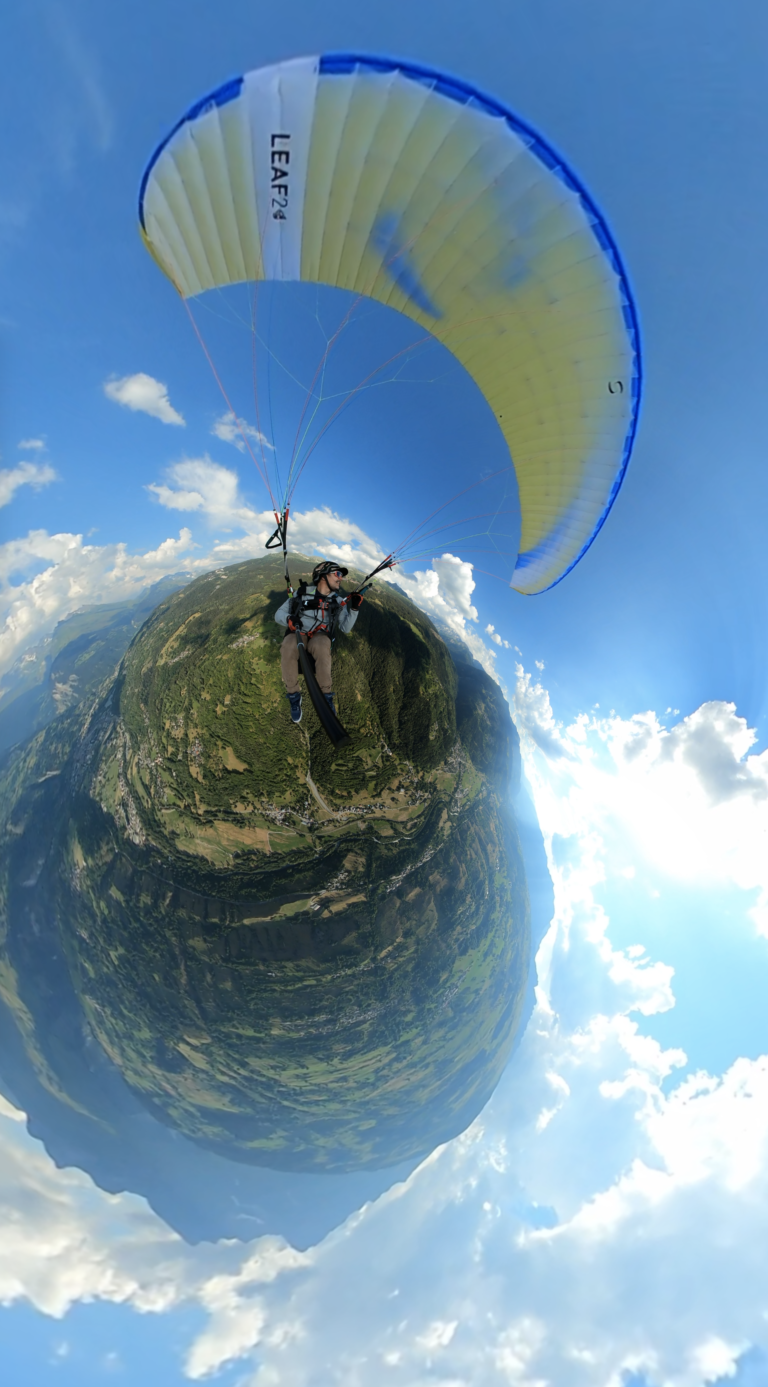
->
<box><xmin>312</xmin><ymin>560</ymin><xmax>348</xmax><ymax>584</ymax></box>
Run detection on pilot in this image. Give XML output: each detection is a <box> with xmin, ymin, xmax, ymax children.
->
<box><xmin>275</xmin><ymin>560</ymin><xmax>364</xmax><ymax>722</ymax></box>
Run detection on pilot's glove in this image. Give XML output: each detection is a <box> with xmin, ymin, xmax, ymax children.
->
<box><xmin>347</xmin><ymin>591</ymin><xmax>364</xmax><ymax>610</ymax></box>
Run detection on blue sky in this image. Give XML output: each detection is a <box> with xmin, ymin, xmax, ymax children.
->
<box><xmin>4</xmin><ymin>0</ymin><xmax>768</xmax><ymax>732</ymax></box>
<box><xmin>0</xmin><ymin>1301</ymin><xmax>236</xmax><ymax>1387</ymax></box>
<box><xmin>3</xmin><ymin>1</ymin><xmax>768</xmax><ymax>1384</ymax></box>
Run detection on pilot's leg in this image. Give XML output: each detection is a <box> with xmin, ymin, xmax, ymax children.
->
<box><xmin>308</xmin><ymin>633</ymin><xmax>333</xmax><ymax>693</ymax></box>
<box><xmin>280</xmin><ymin>633</ymin><xmax>300</xmax><ymax>693</ymax></box>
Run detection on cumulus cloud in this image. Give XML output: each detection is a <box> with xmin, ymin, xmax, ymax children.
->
<box><xmin>94</xmin><ymin>1019</ymin><xmax>767</xmax><ymax>1386</ymax></box>
<box><xmin>485</xmin><ymin>622</ymin><xmax>511</xmax><ymax>649</ymax></box>
<box><xmin>104</xmin><ymin>373</ymin><xmax>185</xmax><ymax>426</ymax></box>
<box><xmin>147</xmin><ymin>458</ymin><xmax>396</xmax><ymax>581</ymax></box>
<box><xmin>211</xmin><ymin>412</ymin><xmax>274</xmax><ymax>453</ymax></box>
<box><xmin>514</xmin><ymin>675</ymin><xmax>768</xmax><ymax>936</ymax></box>
<box><xmin>393</xmin><ymin>554</ymin><xmax>504</xmax><ymax>676</ymax></box>
<box><xmin>1</xmin><ymin>474</ymin><xmax>490</xmax><ymax>678</ymax></box>
<box><xmin>168</xmin><ymin>682</ymin><xmax>768</xmax><ymax>1385</ymax></box>
<box><xmin>0</xmin><ymin>1096</ymin><xmax>307</xmax><ymax>1341</ymax></box>
<box><xmin>0</xmin><ymin>528</ymin><xmax>195</xmax><ymax>675</ymax></box>
<box><xmin>3</xmin><ymin>665</ymin><xmax>768</xmax><ymax>1385</ymax></box>
<box><xmin>148</xmin><ymin>458</ymin><xmax>255</xmax><ymax>527</ymax></box>
<box><xmin>0</xmin><ymin>462</ymin><xmax>56</xmax><ymax>508</ymax></box>
<box><xmin>0</xmin><ymin>478</ymin><xmax>406</xmax><ymax>676</ymax></box>
<box><xmin>147</xmin><ymin>461</ymin><xmax>387</xmax><ymax>568</ymax></box>
<box><xmin>18</xmin><ymin>438</ymin><xmax>46</xmax><ymax>452</ymax></box>
<box><xmin>512</xmin><ymin>662</ymin><xmax>574</xmax><ymax>760</ymax></box>
<box><xmin>152</xmin><ymin>670</ymin><xmax>768</xmax><ymax>1386</ymax></box>
<box><xmin>1</xmin><ymin>448</ymin><xmax>766</xmax><ymax>1387</ymax></box>
<box><xmin>6</xmin><ymin>981</ymin><xmax>765</xmax><ymax>1387</ymax></box>
<box><xmin>146</xmin><ymin>459</ymin><xmax>506</xmax><ymax>676</ymax></box>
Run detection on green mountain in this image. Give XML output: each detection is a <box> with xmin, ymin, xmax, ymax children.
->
<box><xmin>0</xmin><ymin>573</ymin><xmax>191</xmax><ymax>757</ymax></box>
<box><xmin>0</xmin><ymin>555</ymin><xmax>530</xmax><ymax>1173</ymax></box>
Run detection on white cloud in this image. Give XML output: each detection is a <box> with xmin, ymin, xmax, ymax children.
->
<box><xmin>104</xmin><ymin>373</ymin><xmax>185</xmax><ymax>426</ymax></box>
<box><xmin>431</xmin><ymin>553</ymin><xmax>478</xmax><ymax>625</ymax></box>
<box><xmin>0</xmin><ymin>463</ymin><xmax>56</xmax><ymax>508</ymax></box>
<box><xmin>145</xmin><ymin>460</ymin><xmax>508</xmax><ymax>678</ymax></box>
<box><xmin>148</xmin><ymin>458</ymin><xmax>253</xmax><ymax>526</ymax></box>
<box><xmin>147</xmin><ymin>458</ymin><xmax>395</xmax><ymax>581</ymax></box>
<box><xmin>8</xmin><ymin>482</ymin><xmax>768</xmax><ymax>1385</ymax></box>
<box><xmin>0</xmin><ymin>1094</ymin><xmax>25</xmax><ymax>1123</ymax></box>
<box><xmin>18</xmin><ymin>438</ymin><xmax>46</xmax><ymax>452</ymax></box>
<box><xmin>147</xmin><ymin>461</ymin><xmax>392</xmax><ymax>573</ymax></box>
<box><xmin>393</xmin><ymin>554</ymin><xmax>506</xmax><ymax>676</ymax></box>
<box><xmin>417</xmin><ymin>1319</ymin><xmax>458</xmax><ymax>1351</ymax></box>
<box><xmin>689</xmin><ymin>1337</ymin><xmax>745</xmax><ymax>1383</ymax></box>
<box><xmin>493</xmin><ymin>1317</ymin><xmax>545</xmax><ymax>1381</ymax></box>
<box><xmin>3</xmin><ymin>663</ymin><xmax>768</xmax><ymax>1385</ymax></box>
<box><xmin>513</xmin><ymin>676</ymin><xmax>768</xmax><ymax>936</ymax></box>
<box><xmin>0</xmin><ymin>1094</ymin><xmax>307</xmax><ymax>1340</ymax></box>
<box><xmin>1</xmin><ymin>470</ymin><xmax>495</xmax><ymax>678</ymax></box>
<box><xmin>0</xmin><ymin>528</ymin><xmax>195</xmax><ymax>675</ymax></box>
<box><xmin>485</xmin><ymin>622</ymin><xmax>511</xmax><ymax>649</ymax></box>
<box><xmin>211</xmin><ymin>411</ymin><xmax>274</xmax><ymax>453</ymax></box>
<box><xmin>512</xmin><ymin>662</ymin><xmax>572</xmax><ymax>761</ymax></box>
<box><xmin>171</xmin><ymin>682</ymin><xmax>768</xmax><ymax>1384</ymax></box>
<box><xmin>145</xmin><ymin>1018</ymin><xmax>768</xmax><ymax>1385</ymax></box>
<box><xmin>287</xmin><ymin>507</ymin><xmax>385</xmax><ymax>576</ymax></box>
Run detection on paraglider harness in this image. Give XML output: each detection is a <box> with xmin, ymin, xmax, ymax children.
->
<box><xmin>266</xmin><ymin>508</ymin><xmax>396</xmax><ymax>750</ymax></box>
<box><xmin>285</xmin><ymin>582</ymin><xmax>343</xmax><ymax>640</ymax></box>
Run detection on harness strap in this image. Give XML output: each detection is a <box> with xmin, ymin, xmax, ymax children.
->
<box><xmin>295</xmin><ymin>589</ymin><xmax>340</xmax><ymax>638</ymax></box>
<box><xmin>265</xmin><ymin>508</ymin><xmax>292</xmax><ymax>595</ymax></box>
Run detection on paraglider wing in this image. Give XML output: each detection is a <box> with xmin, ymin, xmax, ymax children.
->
<box><xmin>139</xmin><ymin>55</ymin><xmax>640</xmax><ymax>595</ymax></box>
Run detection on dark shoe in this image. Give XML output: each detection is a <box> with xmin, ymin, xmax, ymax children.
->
<box><xmin>325</xmin><ymin>693</ymin><xmax>336</xmax><ymax>716</ymax></box>
<box><xmin>287</xmin><ymin>691</ymin><xmax>302</xmax><ymax>724</ymax></box>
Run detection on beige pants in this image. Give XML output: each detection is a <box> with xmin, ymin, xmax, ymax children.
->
<box><xmin>280</xmin><ymin>631</ymin><xmax>333</xmax><ymax>695</ymax></box>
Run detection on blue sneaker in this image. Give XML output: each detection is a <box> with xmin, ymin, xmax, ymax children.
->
<box><xmin>325</xmin><ymin>693</ymin><xmax>336</xmax><ymax>716</ymax></box>
<box><xmin>287</xmin><ymin>691</ymin><xmax>302</xmax><ymax>724</ymax></box>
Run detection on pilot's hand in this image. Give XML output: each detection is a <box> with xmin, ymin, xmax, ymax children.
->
<box><xmin>347</xmin><ymin>591</ymin><xmax>364</xmax><ymax>610</ymax></box>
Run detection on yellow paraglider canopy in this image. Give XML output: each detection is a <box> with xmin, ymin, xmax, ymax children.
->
<box><xmin>139</xmin><ymin>54</ymin><xmax>640</xmax><ymax>594</ymax></box>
